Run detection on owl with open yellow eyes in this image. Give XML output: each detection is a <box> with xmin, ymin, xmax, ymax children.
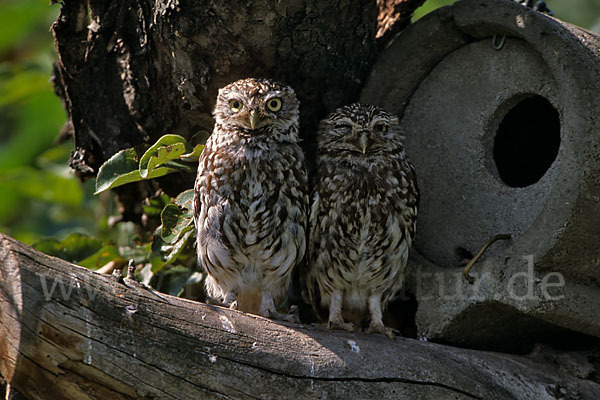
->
<box><xmin>193</xmin><ymin>78</ymin><xmax>308</xmax><ymax>321</ymax></box>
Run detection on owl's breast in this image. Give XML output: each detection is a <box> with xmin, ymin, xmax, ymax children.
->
<box><xmin>318</xmin><ymin>166</ymin><xmax>408</xmax><ymax>270</ymax></box>
<box><xmin>199</xmin><ymin>141</ymin><xmax>307</xmax><ymax>263</ymax></box>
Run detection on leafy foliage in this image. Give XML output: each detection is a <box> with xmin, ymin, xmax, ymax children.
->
<box><xmin>93</xmin><ymin>148</ymin><xmax>141</xmax><ymax>194</ymax></box>
<box><xmin>0</xmin><ymin>1</ymin><xmax>78</xmax><ymax>244</ymax></box>
<box><xmin>91</xmin><ymin>134</ymin><xmax>201</xmax><ymax>287</ymax></box>
<box><xmin>33</xmin><ymin>232</ymin><xmax>103</xmax><ymax>263</ymax></box>
<box><xmin>0</xmin><ymin>1</ymin><xmax>203</xmax><ymax>298</ymax></box>
<box><xmin>95</xmin><ymin>135</ymin><xmax>203</xmax><ymax>194</ymax></box>
<box><xmin>161</xmin><ymin>190</ymin><xmax>194</xmax><ymax>243</ymax></box>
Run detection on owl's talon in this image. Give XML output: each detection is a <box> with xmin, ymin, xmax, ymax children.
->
<box><xmin>265</xmin><ymin>310</ymin><xmax>300</xmax><ymax>323</ymax></box>
<box><xmin>284</xmin><ymin>313</ymin><xmax>301</xmax><ymax>323</ymax></box>
<box><xmin>366</xmin><ymin>322</ymin><xmax>396</xmax><ymax>339</ymax></box>
<box><xmin>328</xmin><ymin>319</ymin><xmax>355</xmax><ymax>332</ymax></box>
<box><xmin>205</xmin><ymin>296</ymin><xmax>240</xmax><ymax>311</ymax></box>
<box><xmin>205</xmin><ymin>296</ymin><xmax>225</xmax><ymax>306</ymax></box>
<box><xmin>271</xmin><ymin>305</ymin><xmax>302</xmax><ymax>323</ymax></box>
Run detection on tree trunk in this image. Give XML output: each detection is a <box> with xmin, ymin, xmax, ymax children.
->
<box><xmin>51</xmin><ymin>0</ymin><xmax>381</xmax><ymax>177</ymax></box>
<box><xmin>1</xmin><ymin>232</ymin><xmax>599</xmax><ymax>399</ymax></box>
<box><xmin>50</xmin><ymin>0</ymin><xmax>424</xmax><ymax>217</ymax></box>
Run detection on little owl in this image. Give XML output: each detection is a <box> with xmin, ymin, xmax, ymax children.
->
<box><xmin>304</xmin><ymin>103</ymin><xmax>419</xmax><ymax>338</ymax></box>
<box><xmin>193</xmin><ymin>78</ymin><xmax>308</xmax><ymax>321</ymax></box>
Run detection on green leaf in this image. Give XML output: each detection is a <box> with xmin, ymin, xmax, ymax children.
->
<box><xmin>150</xmin><ymin>226</ymin><xmax>170</xmax><ymax>271</ymax></box>
<box><xmin>150</xmin><ymin>226</ymin><xmax>194</xmax><ymax>271</ymax></box>
<box><xmin>33</xmin><ymin>233</ymin><xmax>103</xmax><ymax>263</ymax></box>
<box><xmin>160</xmin><ymin>204</ymin><xmax>194</xmax><ymax>243</ymax></box>
<box><xmin>160</xmin><ymin>188</ymin><xmax>195</xmax><ymax>244</ymax></box>
<box><xmin>94</xmin><ymin>134</ymin><xmax>200</xmax><ymax>194</ymax></box>
<box><xmin>139</xmin><ymin>134</ymin><xmax>191</xmax><ymax>179</ymax></box>
<box><xmin>175</xmin><ymin>189</ymin><xmax>195</xmax><ymax>211</ymax></box>
<box><xmin>412</xmin><ymin>0</ymin><xmax>457</xmax><ymax>23</ymax></box>
<box><xmin>179</xmin><ymin>144</ymin><xmax>205</xmax><ymax>162</ymax></box>
<box><xmin>94</xmin><ymin>148</ymin><xmax>141</xmax><ymax>194</ymax></box>
<box><xmin>142</xmin><ymin>193</ymin><xmax>171</xmax><ymax>217</ymax></box>
<box><xmin>78</xmin><ymin>245</ymin><xmax>123</xmax><ymax>270</ymax></box>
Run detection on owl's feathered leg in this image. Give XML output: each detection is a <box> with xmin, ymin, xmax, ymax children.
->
<box><xmin>366</xmin><ymin>295</ymin><xmax>395</xmax><ymax>339</ymax></box>
<box><xmin>327</xmin><ymin>291</ymin><xmax>355</xmax><ymax>332</ymax></box>
<box><xmin>259</xmin><ymin>291</ymin><xmax>276</xmax><ymax>317</ymax></box>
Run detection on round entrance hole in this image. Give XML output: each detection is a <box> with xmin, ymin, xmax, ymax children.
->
<box><xmin>493</xmin><ymin>95</ymin><xmax>560</xmax><ymax>187</ymax></box>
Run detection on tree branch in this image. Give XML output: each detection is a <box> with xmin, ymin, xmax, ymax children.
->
<box><xmin>1</xmin><ymin>232</ymin><xmax>598</xmax><ymax>399</ymax></box>
<box><xmin>376</xmin><ymin>0</ymin><xmax>426</xmax><ymax>49</ymax></box>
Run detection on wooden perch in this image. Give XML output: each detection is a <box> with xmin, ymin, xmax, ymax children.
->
<box><xmin>1</xmin><ymin>232</ymin><xmax>599</xmax><ymax>400</ymax></box>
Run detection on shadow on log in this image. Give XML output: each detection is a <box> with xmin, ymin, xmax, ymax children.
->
<box><xmin>1</xmin><ymin>232</ymin><xmax>599</xmax><ymax>399</ymax></box>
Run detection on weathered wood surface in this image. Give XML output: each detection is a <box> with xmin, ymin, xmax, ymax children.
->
<box><xmin>1</xmin><ymin>232</ymin><xmax>599</xmax><ymax>400</ymax></box>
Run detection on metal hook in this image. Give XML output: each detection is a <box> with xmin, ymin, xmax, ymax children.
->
<box><xmin>463</xmin><ymin>234</ymin><xmax>512</xmax><ymax>284</ymax></box>
<box><xmin>492</xmin><ymin>34</ymin><xmax>507</xmax><ymax>51</ymax></box>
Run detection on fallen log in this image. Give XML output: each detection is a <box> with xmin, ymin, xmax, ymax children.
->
<box><xmin>0</xmin><ymin>232</ymin><xmax>598</xmax><ymax>399</ymax></box>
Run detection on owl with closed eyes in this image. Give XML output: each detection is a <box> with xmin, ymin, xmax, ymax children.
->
<box><xmin>193</xmin><ymin>78</ymin><xmax>308</xmax><ymax>321</ymax></box>
<box><xmin>304</xmin><ymin>103</ymin><xmax>419</xmax><ymax>338</ymax></box>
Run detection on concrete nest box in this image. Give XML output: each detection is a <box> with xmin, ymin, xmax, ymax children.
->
<box><xmin>362</xmin><ymin>0</ymin><xmax>600</xmax><ymax>350</ymax></box>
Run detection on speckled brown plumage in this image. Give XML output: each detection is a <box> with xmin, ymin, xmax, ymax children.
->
<box><xmin>304</xmin><ymin>103</ymin><xmax>419</xmax><ymax>337</ymax></box>
<box><xmin>193</xmin><ymin>78</ymin><xmax>308</xmax><ymax>320</ymax></box>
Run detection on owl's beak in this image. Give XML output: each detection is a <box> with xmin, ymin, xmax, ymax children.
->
<box><xmin>249</xmin><ymin>110</ymin><xmax>262</xmax><ymax>130</ymax></box>
<box><xmin>359</xmin><ymin>133</ymin><xmax>369</xmax><ymax>154</ymax></box>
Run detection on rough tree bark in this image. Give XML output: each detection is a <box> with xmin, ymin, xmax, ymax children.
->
<box><xmin>1</xmin><ymin>232</ymin><xmax>599</xmax><ymax>399</ymax></box>
<box><xmin>51</xmin><ymin>0</ymin><xmax>383</xmax><ymax>171</ymax></box>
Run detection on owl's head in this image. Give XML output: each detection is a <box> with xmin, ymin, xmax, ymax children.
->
<box><xmin>317</xmin><ymin>103</ymin><xmax>404</xmax><ymax>157</ymax></box>
<box><xmin>214</xmin><ymin>78</ymin><xmax>300</xmax><ymax>137</ymax></box>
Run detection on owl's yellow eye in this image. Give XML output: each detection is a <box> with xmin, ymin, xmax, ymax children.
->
<box><xmin>229</xmin><ymin>99</ymin><xmax>242</xmax><ymax>112</ymax></box>
<box><xmin>374</xmin><ymin>123</ymin><xmax>388</xmax><ymax>132</ymax></box>
<box><xmin>266</xmin><ymin>98</ymin><xmax>282</xmax><ymax>112</ymax></box>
